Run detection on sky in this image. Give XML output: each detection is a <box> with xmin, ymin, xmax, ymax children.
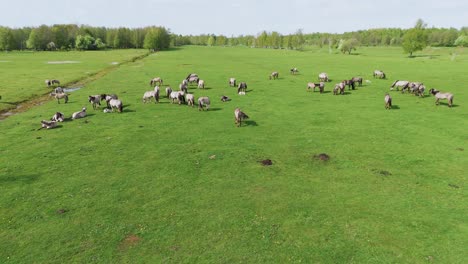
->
<box><xmin>1</xmin><ymin>0</ymin><xmax>467</xmax><ymax>35</ymax></box>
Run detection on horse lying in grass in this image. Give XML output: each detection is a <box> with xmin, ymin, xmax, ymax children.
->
<box><xmin>373</xmin><ymin>70</ymin><xmax>386</xmax><ymax>79</ymax></box>
<box><xmin>429</xmin><ymin>88</ymin><xmax>454</xmax><ymax>107</ymax></box>
<box><xmin>72</xmin><ymin>107</ymin><xmax>87</xmax><ymax>119</ymax></box>
<box><xmin>45</xmin><ymin>79</ymin><xmax>60</xmax><ymax>87</ymax></box>
<box><xmin>39</xmin><ymin>120</ymin><xmax>58</xmax><ymax>129</ymax></box>
<box><xmin>51</xmin><ymin>112</ymin><xmax>65</xmax><ymax>122</ymax></box>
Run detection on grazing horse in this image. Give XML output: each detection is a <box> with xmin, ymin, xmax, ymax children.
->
<box><xmin>307</xmin><ymin>82</ymin><xmax>325</xmax><ymax>93</ymax></box>
<box><xmin>390</xmin><ymin>80</ymin><xmax>410</xmax><ymax>91</ymax></box>
<box><xmin>149</xmin><ymin>77</ymin><xmax>163</xmax><ymax>86</ymax></box>
<box><xmin>198</xmin><ymin>96</ymin><xmax>210</xmax><ymax>111</ymax></box>
<box><xmin>54</xmin><ymin>87</ymin><xmax>64</xmax><ymax>94</ymax></box>
<box><xmin>179</xmin><ymin>83</ymin><xmax>188</xmax><ymax>93</ymax></box>
<box><xmin>290</xmin><ymin>68</ymin><xmax>299</xmax><ymax>75</ymax></box>
<box><xmin>51</xmin><ymin>112</ymin><xmax>65</xmax><ymax>122</ymax></box>
<box><xmin>238</xmin><ymin>82</ymin><xmax>247</xmax><ymax>94</ymax></box>
<box><xmin>50</xmin><ymin>92</ymin><xmax>68</xmax><ymax>104</ymax></box>
<box><xmin>269</xmin><ymin>71</ymin><xmax>279</xmax><ymax>80</ymax></box>
<box><xmin>170</xmin><ymin>91</ymin><xmax>185</xmax><ymax>105</ymax></box>
<box><xmin>165</xmin><ymin>87</ymin><xmax>173</xmax><ymax>98</ymax></box>
<box><xmin>373</xmin><ymin>70</ymin><xmax>386</xmax><ymax>79</ymax></box>
<box><xmin>187</xmin><ymin>76</ymin><xmax>199</xmax><ymax>85</ymax></box>
<box><xmin>384</xmin><ymin>94</ymin><xmax>392</xmax><ymax>109</ymax></box>
<box><xmin>229</xmin><ymin>78</ymin><xmax>236</xmax><ymax>87</ymax></box>
<box><xmin>352</xmin><ymin>77</ymin><xmax>363</xmax><ymax>86</ymax></box>
<box><xmin>181</xmin><ymin>79</ymin><xmax>188</xmax><ymax>87</ymax></box>
<box><xmin>186</xmin><ymin>73</ymin><xmax>198</xmax><ymax>80</ymax></box>
<box><xmin>234</xmin><ymin>108</ymin><xmax>249</xmax><ymax>127</ymax></box>
<box><xmin>88</xmin><ymin>95</ymin><xmax>102</xmax><ymax>109</ymax></box>
<box><xmin>318</xmin><ymin>72</ymin><xmax>329</xmax><ymax>82</ymax></box>
<box><xmin>100</xmin><ymin>94</ymin><xmax>118</xmax><ymax>108</ymax></box>
<box><xmin>197</xmin><ymin>79</ymin><xmax>205</xmax><ymax>89</ymax></box>
<box><xmin>221</xmin><ymin>95</ymin><xmax>230</xmax><ymax>102</ymax></box>
<box><xmin>344</xmin><ymin>79</ymin><xmax>355</xmax><ymax>90</ymax></box>
<box><xmin>333</xmin><ymin>82</ymin><xmax>346</xmax><ymax>95</ymax></box>
<box><xmin>186</xmin><ymin>93</ymin><xmax>195</xmax><ymax>106</ymax></box>
<box><xmin>107</xmin><ymin>98</ymin><xmax>123</xmax><ymax>112</ymax></box>
<box><xmin>142</xmin><ymin>86</ymin><xmax>160</xmax><ymax>103</ymax></box>
<box><xmin>429</xmin><ymin>88</ymin><xmax>454</xmax><ymax>107</ymax></box>
<box><xmin>72</xmin><ymin>107</ymin><xmax>87</xmax><ymax>119</ymax></box>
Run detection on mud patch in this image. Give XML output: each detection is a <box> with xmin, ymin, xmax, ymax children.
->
<box><xmin>119</xmin><ymin>234</ymin><xmax>141</xmax><ymax>251</ymax></box>
<box><xmin>57</xmin><ymin>208</ymin><xmax>68</xmax><ymax>214</ymax></box>
<box><xmin>313</xmin><ymin>153</ymin><xmax>330</xmax><ymax>161</ymax></box>
<box><xmin>372</xmin><ymin>169</ymin><xmax>391</xmax><ymax>177</ymax></box>
<box><xmin>260</xmin><ymin>159</ymin><xmax>273</xmax><ymax>166</ymax></box>
<box><xmin>47</xmin><ymin>61</ymin><xmax>81</xmax><ymax>64</ymax></box>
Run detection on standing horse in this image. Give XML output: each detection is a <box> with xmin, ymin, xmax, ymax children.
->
<box><xmin>290</xmin><ymin>68</ymin><xmax>298</xmax><ymax>75</ymax></box>
<box><xmin>107</xmin><ymin>98</ymin><xmax>123</xmax><ymax>112</ymax></box>
<box><xmin>429</xmin><ymin>89</ymin><xmax>454</xmax><ymax>107</ymax></box>
<box><xmin>165</xmin><ymin>87</ymin><xmax>173</xmax><ymax>98</ymax></box>
<box><xmin>179</xmin><ymin>83</ymin><xmax>188</xmax><ymax>93</ymax></box>
<box><xmin>88</xmin><ymin>95</ymin><xmax>102</xmax><ymax>109</ymax></box>
<box><xmin>352</xmin><ymin>77</ymin><xmax>363</xmax><ymax>86</ymax></box>
<box><xmin>142</xmin><ymin>86</ymin><xmax>160</xmax><ymax>103</ymax></box>
<box><xmin>390</xmin><ymin>80</ymin><xmax>410</xmax><ymax>91</ymax></box>
<box><xmin>384</xmin><ymin>94</ymin><xmax>392</xmax><ymax>109</ymax></box>
<box><xmin>234</xmin><ymin>108</ymin><xmax>249</xmax><ymax>127</ymax></box>
<box><xmin>187</xmin><ymin>76</ymin><xmax>199</xmax><ymax>85</ymax></box>
<box><xmin>229</xmin><ymin>78</ymin><xmax>236</xmax><ymax>87</ymax></box>
<box><xmin>344</xmin><ymin>79</ymin><xmax>355</xmax><ymax>90</ymax></box>
<box><xmin>373</xmin><ymin>70</ymin><xmax>386</xmax><ymax>79</ymax></box>
<box><xmin>318</xmin><ymin>72</ymin><xmax>329</xmax><ymax>82</ymax></box>
<box><xmin>186</xmin><ymin>93</ymin><xmax>195</xmax><ymax>107</ymax></box>
<box><xmin>197</xmin><ymin>79</ymin><xmax>205</xmax><ymax>89</ymax></box>
<box><xmin>101</xmin><ymin>94</ymin><xmax>118</xmax><ymax>108</ymax></box>
<box><xmin>149</xmin><ymin>77</ymin><xmax>163</xmax><ymax>86</ymax></box>
<box><xmin>333</xmin><ymin>82</ymin><xmax>346</xmax><ymax>95</ymax></box>
<box><xmin>238</xmin><ymin>82</ymin><xmax>247</xmax><ymax>95</ymax></box>
<box><xmin>269</xmin><ymin>71</ymin><xmax>279</xmax><ymax>80</ymax></box>
<box><xmin>198</xmin><ymin>96</ymin><xmax>210</xmax><ymax>111</ymax></box>
<box><xmin>50</xmin><ymin>92</ymin><xmax>68</xmax><ymax>104</ymax></box>
<box><xmin>307</xmin><ymin>82</ymin><xmax>324</xmax><ymax>93</ymax></box>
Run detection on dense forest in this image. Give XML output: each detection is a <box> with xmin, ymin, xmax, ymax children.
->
<box><xmin>0</xmin><ymin>24</ymin><xmax>467</xmax><ymax>52</ymax></box>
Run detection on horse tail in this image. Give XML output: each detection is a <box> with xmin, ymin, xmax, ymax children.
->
<box><xmin>118</xmin><ymin>103</ymin><xmax>123</xmax><ymax>112</ymax></box>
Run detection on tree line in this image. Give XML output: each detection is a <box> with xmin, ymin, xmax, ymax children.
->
<box><xmin>1</xmin><ymin>23</ymin><xmax>467</xmax><ymax>52</ymax></box>
<box><xmin>0</xmin><ymin>24</ymin><xmax>170</xmax><ymax>51</ymax></box>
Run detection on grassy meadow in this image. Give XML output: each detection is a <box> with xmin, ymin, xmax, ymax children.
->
<box><xmin>0</xmin><ymin>45</ymin><xmax>467</xmax><ymax>263</ymax></box>
<box><xmin>0</xmin><ymin>49</ymin><xmax>148</xmax><ymax>112</ymax></box>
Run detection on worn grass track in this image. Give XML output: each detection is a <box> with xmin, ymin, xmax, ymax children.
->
<box><xmin>0</xmin><ymin>46</ymin><xmax>467</xmax><ymax>263</ymax></box>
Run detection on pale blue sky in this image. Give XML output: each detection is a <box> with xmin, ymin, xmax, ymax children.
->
<box><xmin>2</xmin><ymin>0</ymin><xmax>467</xmax><ymax>35</ymax></box>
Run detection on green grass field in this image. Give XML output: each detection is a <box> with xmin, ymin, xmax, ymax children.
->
<box><xmin>0</xmin><ymin>49</ymin><xmax>148</xmax><ymax>112</ymax></box>
<box><xmin>0</xmin><ymin>46</ymin><xmax>467</xmax><ymax>263</ymax></box>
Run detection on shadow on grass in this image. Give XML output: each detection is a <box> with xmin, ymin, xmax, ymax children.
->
<box><xmin>0</xmin><ymin>174</ymin><xmax>41</xmax><ymax>184</ymax></box>
<box><xmin>408</xmin><ymin>54</ymin><xmax>441</xmax><ymax>58</ymax></box>
<box><xmin>390</xmin><ymin>105</ymin><xmax>400</xmax><ymax>110</ymax></box>
<box><xmin>244</xmin><ymin>120</ymin><xmax>258</xmax><ymax>127</ymax></box>
<box><xmin>0</xmin><ymin>101</ymin><xmax>17</xmax><ymax>105</ymax></box>
<box><xmin>438</xmin><ymin>103</ymin><xmax>459</xmax><ymax>108</ymax></box>
<box><xmin>207</xmin><ymin>108</ymin><xmax>222</xmax><ymax>111</ymax></box>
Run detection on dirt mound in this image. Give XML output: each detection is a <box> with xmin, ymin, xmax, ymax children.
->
<box><xmin>260</xmin><ymin>159</ymin><xmax>273</xmax><ymax>166</ymax></box>
<box><xmin>118</xmin><ymin>234</ymin><xmax>141</xmax><ymax>251</ymax></box>
<box><xmin>313</xmin><ymin>153</ymin><xmax>330</xmax><ymax>161</ymax></box>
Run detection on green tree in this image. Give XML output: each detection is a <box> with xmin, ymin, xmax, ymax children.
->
<box><xmin>143</xmin><ymin>27</ymin><xmax>171</xmax><ymax>50</ymax></box>
<box><xmin>402</xmin><ymin>19</ymin><xmax>428</xmax><ymax>56</ymax></box>
<box><xmin>207</xmin><ymin>35</ymin><xmax>215</xmax><ymax>46</ymax></box>
<box><xmin>75</xmin><ymin>34</ymin><xmax>95</xmax><ymax>50</ymax></box>
<box><xmin>454</xmin><ymin>35</ymin><xmax>468</xmax><ymax>47</ymax></box>
<box><xmin>0</xmin><ymin>27</ymin><xmax>15</xmax><ymax>51</ymax></box>
<box><xmin>27</xmin><ymin>25</ymin><xmax>53</xmax><ymax>50</ymax></box>
<box><xmin>340</xmin><ymin>38</ymin><xmax>359</xmax><ymax>54</ymax></box>
<box><xmin>94</xmin><ymin>38</ymin><xmax>106</xmax><ymax>49</ymax></box>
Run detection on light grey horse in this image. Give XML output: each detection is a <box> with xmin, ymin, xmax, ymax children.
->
<box><xmin>384</xmin><ymin>94</ymin><xmax>392</xmax><ymax>109</ymax></box>
<box><xmin>142</xmin><ymin>86</ymin><xmax>160</xmax><ymax>103</ymax></box>
<box><xmin>352</xmin><ymin>77</ymin><xmax>363</xmax><ymax>86</ymax></box>
<box><xmin>50</xmin><ymin>92</ymin><xmax>68</xmax><ymax>104</ymax></box>
<box><xmin>170</xmin><ymin>91</ymin><xmax>185</xmax><ymax>105</ymax></box>
<box><xmin>318</xmin><ymin>72</ymin><xmax>329</xmax><ymax>82</ymax></box>
<box><xmin>197</xmin><ymin>79</ymin><xmax>205</xmax><ymax>89</ymax></box>
<box><xmin>150</xmin><ymin>77</ymin><xmax>163</xmax><ymax>86</ymax></box>
<box><xmin>165</xmin><ymin>87</ymin><xmax>173</xmax><ymax>98</ymax></box>
<box><xmin>72</xmin><ymin>107</ymin><xmax>87</xmax><ymax>119</ymax></box>
<box><xmin>179</xmin><ymin>83</ymin><xmax>188</xmax><ymax>93</ymax></box>
<box><xmin>333</xmin><ymin>81</ymin><xmax>346</xmax><ymax>95</ymax></box>
<box><xmin>390</xmin><ymin>80</ymin><xmax>410</xmax><ymax>91</ymax></box>
<box><xmin>307</xmin><ymin>82</ymin><xmax>325</xmax><ymax>93</ymax></box>
<box><xmin>107</xmin><ymin>98</ymin><xmax>123</xmax><ymax>112</ymax></box>
<box><xmin>186</xmin><ymin>93</ymin><xmax>195</xmax><ymax>107</ymax></box>
<box><xmin>101</xmin><ymin>94</ymin><xmax>118</xmax><ymax>108</ymax></box>
<box><xmin>39</xmin><ymin>120</ymin><xmax>58</xmax><ymax>129</ymax></box>
<box><xmin>373</xmin><ymin>70</ymin><xmax>386</xmax><ymax>79</ymax></box>
<box><xmin>198</xmin><ymin>96</ymin><xmax>210</xmax><ymax>111</ymax></box>
<box><xmin>45</xmin><ymin>79</ymin><xmax>60</xmax><ymax>87</ymax></box>
<box><xmin>429</xmin><ymin>88</ymin><xmax>454</xmax><ymax>107</ymax></box>
<box><xmin>235</xmin><ymin>108</ymin><xmax>249</xmax><ymax>127</ymax></box>
<box><xmin>229</xmin><ymin>78</ymin><xmax>236</xmax><ymax>87</ymax></box>
<box><xmin>269</xmin><ymin>71</ymin><xmax>279</xmax><ymax>80</ymax></box>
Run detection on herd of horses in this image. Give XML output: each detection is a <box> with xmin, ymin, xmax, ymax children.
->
<box><xmin>39</xmin><ymin>67</ymin><xmax>455</xmax><ymax>129</ymax></box>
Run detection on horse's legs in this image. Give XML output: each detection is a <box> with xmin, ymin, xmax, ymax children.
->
<box><xmin>435</xmin><ymin>98</ymin><xmax>439</xmax><ymax>105</ymax></box>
